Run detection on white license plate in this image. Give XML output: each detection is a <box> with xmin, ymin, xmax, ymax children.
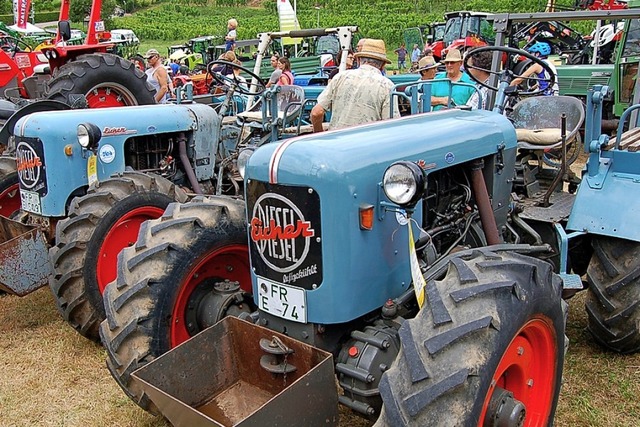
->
<box><xmin>257</xmin><ymin>276</ymin><xmax>307</xmax><ymax>323</ymax></box>
<box><xmin>20</xmin><ymin>190</ymin><xmax>41</xmax><ymax>214</ymax></box>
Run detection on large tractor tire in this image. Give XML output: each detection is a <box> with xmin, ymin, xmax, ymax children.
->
<box><xmin>0</xmin><ymin>156</ymin><xmax>19</xmax><ymax>218</ymax></box>
<box><xmin>49</xmin><ymin>172</ymin><xmax>188</xmax><ymax>340</ymax></box>
<box><xmin>100</xmin><ymin>196</ymin><xmax>252</xmax><ymax>412</ymax></box>
<box><xmin>46</xmin><ymin>53</ymin><xmax>156</xmax><ymax>108</ymax></box>
<box><xmin>586</xmin><ymin>237</ymin><xmax>640</xmax><ymax>354</ymax></box>
<box><xmin>376</xmin><ymin>248</ymin><xmax>565</xmax><ymax>426</ymax></box>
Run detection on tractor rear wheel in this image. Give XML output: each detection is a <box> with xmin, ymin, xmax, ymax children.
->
<box><xmin>586</xmin><ymin>237</ymin><xmax>640</xmax><ymax>354</ymax></box>
<box><xmin>46</xmin><ymin>53</ymin><xmax>156</xmax><ymax>108</ymax></box>
<box><xmin>100</xmin><ymin>196</ymin><xmax>252</xmax><ymax>413</ymax></box>
<box><xmin>49</xmin><ymin>172</ymin><xmax>188</xmax><ymax>340</ymax></box>
<box><xmin>0</xmin><ymin>156</ymin><xmax>19</xmax><ymax>218</ymax></box>
<box><xmin>376</xmin><ymin>248</ymin><xmax>565</xmax><ymax>426</ymax></box>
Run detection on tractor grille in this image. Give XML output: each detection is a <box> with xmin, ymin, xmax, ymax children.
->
<box><xmin>246</xmin><ymin>181</ymin><xmax>323</xmax><ymax>291</ymax></box>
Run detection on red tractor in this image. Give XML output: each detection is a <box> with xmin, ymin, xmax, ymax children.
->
<box><xmin>425</xmin><ymin>11</ymin><xmax>493</xmax><ymax>61</ymax></box>
<box><xmin>0</xmin><ymin>0</ymin><xmax>153</xmax><ymax>108</ymax></box>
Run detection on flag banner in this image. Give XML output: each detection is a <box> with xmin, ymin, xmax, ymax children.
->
<box><xmin>277</xmin><ymin>0</ymin><xmax>302</xmax><ymax>46</ymax></box>
<box><xmin>15</xmin><ymin>0</ymin><xmax>31</xmax><ymax>29</ymax></box>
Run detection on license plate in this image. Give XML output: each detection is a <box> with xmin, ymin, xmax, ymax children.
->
<box><xmin>257</xmin><ymin>276</ymin><xmax>307</xmax><ymax>323</ymax></box>
<box><xmin>20</xmin><ymin>190</ymin><xmax>41</xmax><ymax>214</ymax></box>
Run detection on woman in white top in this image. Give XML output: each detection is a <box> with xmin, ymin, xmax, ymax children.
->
<box><xmin>144</xmin><ymin>49</ymin><xmax>169</xmax><ymax>103</ymax></box>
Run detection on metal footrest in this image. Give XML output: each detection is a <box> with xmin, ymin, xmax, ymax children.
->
<box><xmin>559</xmin><ymin>273</ymin><xmax>583</xmax><ymax>290</ymax></box>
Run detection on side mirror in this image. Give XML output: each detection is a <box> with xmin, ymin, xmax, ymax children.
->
<box><xmin>58</xmin><ymin>20</ymin><xmax>72</xmax><ymax>41</ymax></box>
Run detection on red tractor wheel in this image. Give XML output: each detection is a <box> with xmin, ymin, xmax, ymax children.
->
<box><xmin>49</xmin><ymin>172</ymin><xmax>188</xmax><ymax>340</ymax></box>
<box><xmin>376</xmin><ymin>248</ymin><xmax>565</xmax><ymax>426</ymax></box>
<box><xmin>0</xmin><ymin>156</ymin><xmax>19</xmax><ymax>218</ymax></box>
<box><xmin>46</xmin><ymin>53</ymin><xmax>156</xmax><ymax>108</ymax></box>
<box><xmin>100</xmin><ymin>196</ymin><xmax>252</xmax><ymax>413</ymax></box>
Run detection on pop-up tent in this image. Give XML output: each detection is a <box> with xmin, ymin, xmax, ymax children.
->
<box><xmin>8</xmin><ymin>22</ymin><xmax>47</xmax><ymax>35</ymax></box>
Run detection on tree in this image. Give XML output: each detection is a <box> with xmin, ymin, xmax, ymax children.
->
<box><xmin>69</xmin><ymin>0</ymin><xmax>118</xmax><ymax>23</ymax></box>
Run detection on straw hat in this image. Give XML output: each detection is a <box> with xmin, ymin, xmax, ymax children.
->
<box><xmin>442</xmin><ymin>49</ymin><xmax>463</xmax><ymax>62</ymax></box>
<box><xmin>354</xmin><ymin>39</ymin><xmax>391</xmax><ymax>64</ymax></box>
<box><xmin>144</xmin><ymin>48</ymin><xmax>159</xmax><ymax>59</ymax></box>
<box><xmin>417</xmin><ymin>56</ymin><xmax>438</xmax><ymax>71</ymax></box>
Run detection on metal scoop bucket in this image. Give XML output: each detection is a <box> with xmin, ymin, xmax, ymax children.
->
<box><xmin>131</xmin><ymin>316</ymin><xmax>339</xmax><ymax>427</ymax></box>
<box><xmin>0</xmin><ymin>215</ymin><xmax>51</xmax><ymax>296</ymax></box>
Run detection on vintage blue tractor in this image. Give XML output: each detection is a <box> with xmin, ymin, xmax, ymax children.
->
<box><xmin>100</xmin><ymin>9</ymin><xmax>640</xmax><ymax>426</ymax></box>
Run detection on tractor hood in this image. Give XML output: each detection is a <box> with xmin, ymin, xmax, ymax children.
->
<box><xmin>245</xmin><ymin>109</ymin><xmax>517</xmax><ymax>324</ymax></box>
<box><xmin>13</xmin><ymin>103</ymin><xmax>220</xmax><ymax>217</ymax></box>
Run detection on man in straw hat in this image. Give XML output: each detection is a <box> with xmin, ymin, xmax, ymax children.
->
<box><xmin>311</xmin><ymin>39</ymin><xmax>400</xmax><ymax>132</ymax></box>
<box><xmin>430</xmin><ymin>49</ymin><xmax>475</xmax><ymax>111</ymax></box>
<box><xmin>416</xmin><ymin>55</ymin><xmax>439</xmax><ymax>81</ymax></box>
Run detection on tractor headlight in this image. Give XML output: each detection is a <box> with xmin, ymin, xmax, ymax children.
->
<box><xmin>237</xmin><ymin>148</ymin><xmax>255</xmax><ymax>179</ymax></box>
<box><xmin>77</xmin><ymin>123</ymin><xmax>102</xmax><ymax>150</ymax></box>
<box><xmin>382</xmin><ymin>161</ymin><xmax>426</xmax><ymax>206</ymax></box>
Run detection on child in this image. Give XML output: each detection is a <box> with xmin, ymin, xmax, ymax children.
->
<box><xmin>225</xmin><ymin>18</ymin><xmax>238</xmax><ymax>52</ymax></box>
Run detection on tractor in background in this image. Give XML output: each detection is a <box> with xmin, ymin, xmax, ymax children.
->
<box><xmin>101</xmin><ymin>9</ymin><xmax>640</xmax><ymax>427</ymax></box>
<box><xmin>425</xmin><ymin>11</ymin><xmax>494</xmax><ymax>61</ymax></box>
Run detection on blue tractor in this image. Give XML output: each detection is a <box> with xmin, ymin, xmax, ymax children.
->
<box><xmin>100</xmin><ymin>9</ymin><xmax>640</xmax><ymax>426</ymax></box>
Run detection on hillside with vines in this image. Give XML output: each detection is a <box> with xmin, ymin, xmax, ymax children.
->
<box><xmin>112</xmin><ymin>0</ymin><xmax>578</xmax><ymax>47</ymax></box>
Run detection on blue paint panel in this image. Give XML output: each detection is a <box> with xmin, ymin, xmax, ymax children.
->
<box><xmin>568</xmin><ymin>151</ymin><xmax>640</xmax><ymax>243</ymax></box>
<box><xmin>246</xmin><ymin>109</ymin><xmax>517</xmax><ymax>323</ymax></box>
<box><xmin>13</xmin><ymin>104</ymin><xmax>212</xmax><ymax>217</ymax></box>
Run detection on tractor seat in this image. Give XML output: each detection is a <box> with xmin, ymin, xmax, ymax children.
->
<box><xmin>509</xmin><ymin>95</ymin><xmax>585</xmax><ymax>150</ymax></box>
<box><xmin>237</xmin><ymin>85</ymin><xmax>305</xmax><ymax>128</ymax></box>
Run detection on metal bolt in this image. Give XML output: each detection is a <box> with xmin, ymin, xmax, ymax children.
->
<box><xmin>308</xmin><ymin>188</ymin><xmax>313</xmax><ymax>194</ymax></box>
<box><xmin>316</xmin><ymin>237</ymin><xmax>321</xmax><ymax>243</ymax></box>
<box><xmin>517</xmin><ymin>347</ymin><xmax>524</xmax><ymax>356</ymax></box>
<box><xmin>226</xmin><ymin>265</ymin><xmax>233</xmax><ymax>271</ymax></box>
<box><xmin>527</xmin><ymin>379</ymin><xmax>534</xmax><ymax>387</ymax></box>
<box><xmin>312</xmin><ymin>284</ymin><xmax>317</xmax><ymax>289</ymax></box>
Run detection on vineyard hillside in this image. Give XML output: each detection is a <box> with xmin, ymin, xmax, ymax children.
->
<box><xmin>113</xmin><ymin>0</ymin><xmax>578</xmax><ymax>48</ymax></box>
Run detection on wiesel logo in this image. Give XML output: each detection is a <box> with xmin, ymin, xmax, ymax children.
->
<box><xmin>250</xmin><ymin>193</ymin><xmax>315</xmax><ymax>273</ymax></box>
<box><xmin>16</xmin><ymin>141</ymin><xmax>42</xmax><ymax>189</ymax></box>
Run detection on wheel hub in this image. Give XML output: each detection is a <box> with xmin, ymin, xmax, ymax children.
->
<box><xmin>185</xmin><ymin>278</ymin><xmax>252</xmax><ymax>335</ymax></box>
<box><xmin>484</xmin><ymin>387</ymin><xmax>526</xmax><ymax>427</ymax></box>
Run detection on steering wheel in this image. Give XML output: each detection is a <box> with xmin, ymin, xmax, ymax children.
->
<box><xmin>207</xmin><ymin>60</ymin><xmax>266</xmax><ymax>96</ymax></box>
<box><xmin>463</xmin><ymin>46</ymin><xmax>556</xmax><ymax>97</ymax></box>
<box><xmin>0</xmin><ymin>36</ymin><xmax>32</xmax><ymax>58</ymax></box>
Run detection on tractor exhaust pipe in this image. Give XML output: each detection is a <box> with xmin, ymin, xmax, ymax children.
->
<box><xmin>470</xmin><ymin>159</ymin><xmax>502</xmax><ymax>245</ymax></box>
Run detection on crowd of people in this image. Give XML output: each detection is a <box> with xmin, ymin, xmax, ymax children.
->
<box><xmin>141</xmin><ymin>16</ymin><xmax>560</xmax><ymax>131</ymax></box>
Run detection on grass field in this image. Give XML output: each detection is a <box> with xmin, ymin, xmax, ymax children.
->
<box><xmin>1</xmin><ymin>273</ymin><xmax>639</xmax><ymax>425</ymax></box>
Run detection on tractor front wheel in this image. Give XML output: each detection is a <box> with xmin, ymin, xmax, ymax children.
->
<box><xmin>0</xmin><ymin>156</ymin><xmax>19</xmax><ymax>218</ymax></box>
<box><xmin>376</xmin><ymin>248</ymin><xmax>566</xmax><ymax>426</ymax></box>
<box><xmin>49</xmin><ymin>172</ymin><xmax>188</xmax><ymax>340</ymax></box>
<box><xmin>100</xmin><ymin>196</ymin><xmax>252</xmax><ymax>413</ymax></box>
<box><xmin>586</xmin><ymin>237</ymin><xmax>640</xmax><ymax>354</ymax></box>
<box><xmin>46</xmin><ymin>53</ymin><xmax>156</xmax><ymax>108</ymax></box>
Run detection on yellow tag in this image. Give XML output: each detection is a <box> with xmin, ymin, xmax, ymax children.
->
<box><xmin>408</xmin><ymin>224</ymin><xmax>427</xmax><ymax>308</ymax></box>
<box><xmin>87</xmin><ymin>154</ymin><xmax>98</xmax><ymax>187</ymax></box>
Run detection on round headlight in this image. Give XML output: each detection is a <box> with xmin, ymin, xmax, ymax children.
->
<box><xmin>382</xmin><ymin>161</ymin><xmax>426</xmax><ymax>206</ymax></box>
<box><xmin>77</xmin><ymin>123</ymin><xmax>102</xmax><ymax>150</ymax></box>
<box><xmin>237</xmin><ymin>148</ymin><xmax>255</xmax><ymax>179</ymax></box>
<box><xmin>77</xmin><ymin>124</ymin><xmax>91</xmax><ymax>148</ymax></box>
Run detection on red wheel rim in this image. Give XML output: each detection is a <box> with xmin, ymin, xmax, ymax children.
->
<box><xmin>479</xmin><ymin>317</ymin><xmax>558</xmax><ymax>426</ymax></box>
<box><xmin>85</xmin><ymin>83</ymin><xmax>139</xmax><ymax>108</ymax></box>
<box><xmin>0</xmin><ymin>183</ymin><xmax>20</xmax><ymax>217</ymax></box>
<box><xmin>170</xmin><ymin>244</ymin><xmax>250</xmax><ymax>346</ymax></box>
<box><xmin>96</xmin><ymin>206</ymin><xmax>165</xmax><ymax>294</ymax></box>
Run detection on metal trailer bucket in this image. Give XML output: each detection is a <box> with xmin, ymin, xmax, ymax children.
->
<box><xmin>0</xmin><ymin>215</ymin><xmax>51</xmax><ymax>296</ymax></box>
<box><xmin>131</xmin><ymin>316</ymin><xmax>339</xmax><ymax>427</ymax></box>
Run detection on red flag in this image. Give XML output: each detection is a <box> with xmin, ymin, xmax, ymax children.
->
<box><xmin>15</xmin><ymin>0</ymin><xmax>32</xmax><ymax>29</ymax></box>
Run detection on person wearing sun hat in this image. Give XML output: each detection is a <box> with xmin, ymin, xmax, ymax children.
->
<box><xmin>311</xmin><ymin>38</ymin><xmax>400</xmax><ymax>132</ymax></box>
<box><xmin>144</xmin><ymin>48</ymin><xmax>169</xmax><ymax>103</ymax></box>
<box><xmin>417</xmin><ymin>55</ymin><xmax>439</xmax><ymax>81</ymax></box>
<box><xmin>429</xmin><ymin>48</ymin><xmax>475</xmax><ymax>111</ymax></box>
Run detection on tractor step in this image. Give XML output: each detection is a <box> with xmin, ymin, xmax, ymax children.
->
<box><xmin>131</xmin><ymin>316</ymin><xmax>338</xmax><ymax>427</ymax></box>
<box><xmin>559</xmin><ymin>273</ymin><xmax>583</xmax><ymax>290</ymax></box>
